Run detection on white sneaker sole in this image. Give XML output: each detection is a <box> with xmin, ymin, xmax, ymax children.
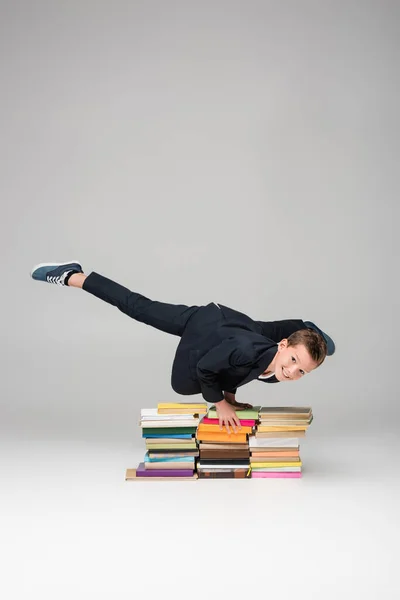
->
<box><xmin>30</xmin><ymin>260</ymin><xmax>82</xmax><ymax>278</ymax></box>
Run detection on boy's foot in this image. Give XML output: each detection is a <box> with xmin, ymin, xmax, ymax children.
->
<box><xmin>30</xmin><ymin>261</ymin><xmax>83</xmax><ymax>286</ymax></box>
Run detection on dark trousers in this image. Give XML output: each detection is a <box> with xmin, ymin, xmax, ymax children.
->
<box><xmin>82</xmin><ymin>272</ymin><xmax>200</xmax><ymax>337</ymax></box>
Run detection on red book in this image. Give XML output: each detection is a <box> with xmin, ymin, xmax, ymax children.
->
<box><xmin>202</xmin><ymin>417</ymin><xmax>256</xmax><ymax>427</ymax></box>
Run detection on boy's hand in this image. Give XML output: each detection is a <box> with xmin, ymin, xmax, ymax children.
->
<box><xmin>215</xmin><ymin>399</ymin><xmax>242</xmax><ymax>434</ymax></box>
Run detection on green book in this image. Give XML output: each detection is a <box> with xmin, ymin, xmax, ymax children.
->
<box><xmin>207</xmin><ymin>406</ymin><xmax>261</xmax><ymax>420</ymax></box>
<box><xmin>142</xmin><ymin>427</ymin><xmax>197</xmax><ymax>436</ymax></box>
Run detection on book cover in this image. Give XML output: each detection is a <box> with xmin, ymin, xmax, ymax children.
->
<box><xmin>145</xmin><ymin>461</ymin><xmax>195</xmax><ymax>470</ymax></box>
<box><xmin>145</xmin><ymin>443</ymin><xmax>198</xmax><ymax>450</ymax></box>
<box><xmin>249</xmin><ymin>437</ymin><xmax>300</xmax><ymax>447</ymax></box>
<box><xmin>251</xmin><ymin>472</ymin><xmax>302</xmax><ymax>478</ymax></box>
<box><xmin>250</xmin><ymin>456</ymin><xmax>300</xmax><ymax>463</ymax></box>
<box><xmin>142</xmin><ymin>427</ymin><xmax>197</xmax><ymax>436</ymax></box>
<box><xmin>198</xmin><ymin>443</ymin><xmax>249</xmax><ymax>450</ymax></box>
<box><xmin>199</xmin><ymin>450</ymin><xmax>250</xmax><ymax>459</ymax></box>
<box><xmin>144</xmin><ymin>453</ymin><xmax>195</xmax><ymax>464</ymax></box>
<box><xmin>198</xmin><ymin>459</ymin><xmax>250</xmax><ymax>466</ymax></box>
<box><xmin>141</xmin><ymin>420</ymin><xmax>200</xmax><ymax>428</ymax></box>
<box><xmin>255</xmin><ymin>431</ymin><xmax>306</xmax><ymax>438</ymax></box>
<box><xmin>197</xmin><ymin>423</ymin><xmax>253</xmax><ymax>434</ymax></box>
<box><xmin>250</xmin><ymin>451</ymin><xmax>300</xmax><ymax>458</ymax></box>
<box><xmin>141</xmin><ymin>408</ymin><xmax>200</xmax><ymax>420</ymax></box>
<box><xmin>197</xmin><ymin>432</ymin><xmax>247</xmax><ymax>443</ymax></box>
<box><xmin>144</xmin><ymin>433</ymin><xmax>194</xmax><ymax>439</ymax></box>
<box><xmin>202</xmin><ymin>417</ymin><xmax>256</xmax><ymax>427</ymax></box>
<box><xmin>251</xmin><ymin>466</ymin><xmax>302</xmax><ymax>472</ymax></box>
<box><xmin>148</xmin><ymin>451</ymin><xmax>199</xmax><ymax>458</ymax></box>
<box><xmin>258</xmin><ymin>418</ymin><xmax>312</xmax><ymax>426</ymax></box>
<box><xmin>207</xmin><ymin>406</ymin><xmax>261</xmax><ymax>420</ymax></box>
<box><xmin>249</xmin><ymin>461</ymin><xmax>303</xmax><ymax>468</ymax></box>
<box><xmin>158</xmin><ymin>403</ymin><xmax>207</xmax><ymax>409</ymax></box>
<box><xmin>259</xmin><ymin>406</ymin><xmax>312</xmax><ymax>416</ymax></box>
<box><xmin>256</xmin><ymin>425</ymin><xmax>308</xmax><ymax>432</ymax></box>
<box><xmin>125</xmin><ymin>468</ymin><xmax>198</xmax><ymax>481</ymax></box>
<box><xmin>198</xmin><ymin>470</ymin><xmax>249</xmax><ymax>479</ymax></box>
<box><xmin>135</xmin><ymin>463</ymin><xmax>194</xmax><ymax>477</ymax></box>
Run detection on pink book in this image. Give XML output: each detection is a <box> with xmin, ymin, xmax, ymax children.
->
<box><xmin>202</xmin><ymin>417</ymin><xmax>256</xmax><ymax>427</ymax></box>
<box><xmin>251</xmin><ymin>472</ymin><xmax>302</xmax><ymax>478</ymax></box>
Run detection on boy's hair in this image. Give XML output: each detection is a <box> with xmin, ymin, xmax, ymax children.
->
<box><xmin>287</xmin><ymin>329</ymin><xmax>327</xmax><ymax>367</ymax></box>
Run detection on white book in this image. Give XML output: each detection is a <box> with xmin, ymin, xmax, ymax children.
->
<box><xmin>197</xmin><ymin>462</ymin><xmax>249</xmax><ymax>470</ymax></box>
<box><xmin>140</xmin><ymin>420</ymin><xmax>199</xmax><ymax>428</ymax></box>
<box><xmin>249</xmin><ymin>437</ymin><xmax>299</xmax><ymax>448</ymax></box>
<box><xmin>140</xmin><ymin>408</ymin><xmax>198</xmax><ymax>421</ymax></box>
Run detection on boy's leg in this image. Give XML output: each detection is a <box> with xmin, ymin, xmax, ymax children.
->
<box><xmin>81</xmin><ymin>271</ymin><xmax>199</xmax><ymax>336</ymax></box>
<box><xmin>31</xmin><ymin>261</ymin><xmax>199</xmax><ymax>337</ymax></box>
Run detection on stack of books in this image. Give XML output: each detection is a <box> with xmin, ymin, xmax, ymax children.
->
<box><xmin>195</xmin><ymin>405</ymin><xmax>261</xmax><ymax>478</ymax></box>
<box><xmin>249</xmin><ymin>406</ymin><xmax>313</xmax><ymax>478</ymax></box>
<box><xmin>126</xmin><ymin>402</ymin><xmax>207</xmax><ymax>480</ymax></box>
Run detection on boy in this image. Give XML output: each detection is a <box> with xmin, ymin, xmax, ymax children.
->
<box><xmin>31</xmin><ymin>260</ymin><xmax>335</xmax><ymax>433</ymax></box>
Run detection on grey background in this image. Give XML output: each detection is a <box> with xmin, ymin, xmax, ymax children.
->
<box><xmin>1</xmin><ymin>1</ymin><xmax>399</xmax><ymax>599</ymax></box>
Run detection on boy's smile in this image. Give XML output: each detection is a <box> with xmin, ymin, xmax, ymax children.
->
<box><xmin>270</xmin><ymin>339</ymin><xmax>318</xmax><ymax>382</ymax></box>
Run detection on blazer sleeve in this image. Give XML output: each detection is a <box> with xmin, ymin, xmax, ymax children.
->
<box><xmin>195</xmin><ymin>338</ymin><xmax>255</xmax><ymax>404</ymax></box>
<box><xmin>255</xmin><ymin>319</ymin><xmax>306</xmax><ymax>342</ymax></box>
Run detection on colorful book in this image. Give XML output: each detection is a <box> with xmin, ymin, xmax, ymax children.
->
<box><xmin>148</xmin><ymin>451</ymin><xmax>199</xmax><ymax>458</ymax></box>
<box><xmin>251</xmin><ymin>472</ymin><xmax>302</xmax><ymax>478</ymax></box>
<box><xmin>249</xmin><ymin>461</ymin><xmax>303</xmax><ymax>468</ymax></box>
<box><xmin>202</xmin><ymin>418</ymin><xmax>256</xmax><ymax>427</ymax></box>
<box><xmin>142</xmin><ymin>427</ymin><xmax>197</xmax><ymax>436</ymax></box>
<box><xmin>250</xmin><ymin>450</ymin><xmax>300</xmax><ymax>457</ymax></box>
<box><xmin>126</xmin><ymin>468</ymin><xmax>197</xmax><ymax>481</ymax></box>
<box><xmin>251</xmin><ymin>466</ymin><xmax>302</xmax><ymax>472</ymax></box>
<box><xmin>256</xmin><ymin>425</ymin><xmax>308</xmax><ymax>432</ymax></box>
<box><xmin>198</xmin><ymin>459</ymin><xmax>250</xmax><ymax>466</ymax></box>
<box><xmin>197</xmin><ymin>423</ymin><xmax>253</xmax><ymax>434</ymax></box>
<box><xmin>143</xmin><ymin>434</ymin><xmax>194</xmax><ymax>439</ymax></box>
<box><xmin>145</xmin><ymin>443</ymin><xmax>197</xmax><ymax>450</ymax></box>
<box><xmin>249</xmin><ymin>437</ymin><xmax>300</xmax><ymax>447</ymax></box>
<box><xmin>197</xmin><ymin>432</ymin><xmax>247</xmax><ymax>443</ymax></box>
<box><xmin>141</xmin><ymin>408</ymin><xmax>200</xmax><ymax>420</ymax></box>
<box><xmin>255</xmin><ymin>431</ymin><xmax>306</xmax><ymax>438</ymax></box>
<box><xmin>144</xmin><ymin>453</ymin><xmax>195</xmax><ymax>464</ymax></box>
<box><xmin>199</xmin><ymin>450</ymin><xmax>250</xmax><ymax>459</ymax></box>
<box><xmin>198</xmin><ymin>470</ymin><xmax>249</xmax><ymax>479</ymax></box>
<box><xmin>207</xmin><ymin>406</ymin><xmax>261</xmax><ymax>420</ymax></box>
<box><xmin>135</xmin><ymin>463</ymin><xmax>194</xmax><ymax>477</ymax></box>
<box><xmin>259</xmin><ymin>406</ymin><xmax>311</xmax><ymax>417</ymax></box>
<box><xmin>140</xmin><ymin>420</ymin><xmax>199</xmax><ymax>428</ymax></box>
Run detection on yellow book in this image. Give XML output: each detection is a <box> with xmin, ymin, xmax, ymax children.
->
<box><xmin>250</xmin><ymin>460</ymin><xmax>303</xmax><ymax>468</ymax></box>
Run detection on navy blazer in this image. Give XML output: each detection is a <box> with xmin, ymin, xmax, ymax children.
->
<box><xmin>171</xmin><ymin>302</ymin><xmax>307</xmax><ymax>404</ymax></box>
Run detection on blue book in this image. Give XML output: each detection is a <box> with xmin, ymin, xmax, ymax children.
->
<box><xmin>144</xmin><ymin>452</ymin><xmax>195</xmax><ymax>463</ymax></box>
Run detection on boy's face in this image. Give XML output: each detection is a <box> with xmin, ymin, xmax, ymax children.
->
<box><xmin>273</xmin><ymin>340</ymin><xmax>318</xmax><ymax>382</ymax></box>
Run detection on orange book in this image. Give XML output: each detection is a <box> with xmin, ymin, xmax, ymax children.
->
<box><xmin>196</xmin><ymin>431</ymin><xmax>247</xmax><ymax>444</ymax></box>
<box><xmin>197</xmin><ymin>424</ymin><xmax>253</xmax><ymax>434</ymax></box>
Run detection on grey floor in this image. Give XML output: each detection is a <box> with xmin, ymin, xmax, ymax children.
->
<box><xmin>2</xmin><ymin>425</ymin><xmax>399</xmax><ymax>600</ymax></box>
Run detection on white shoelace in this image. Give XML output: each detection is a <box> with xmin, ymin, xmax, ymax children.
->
<box><xmin>46</xmin><ymin>270</ymin><xmax>71</xmax><ymax>286</ymax></box>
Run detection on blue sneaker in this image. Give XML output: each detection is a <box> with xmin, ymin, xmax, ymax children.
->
<box><xmin>30</xmin><ymin>261</ymin><xmax>83</xmax><ymax>286</ymax></box>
